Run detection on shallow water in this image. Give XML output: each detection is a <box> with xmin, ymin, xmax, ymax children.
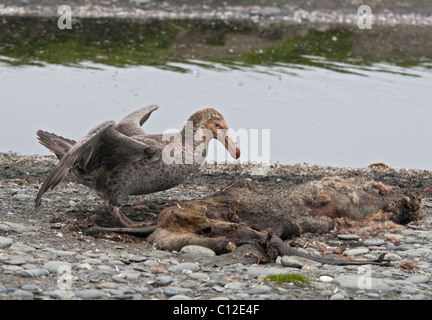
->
<box><xmin>1</xmin><ymin>18</ymin><xmax>432</xmax><ymax>170</ymax></box>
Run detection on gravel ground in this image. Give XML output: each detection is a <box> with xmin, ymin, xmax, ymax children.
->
<box><xmin>1</xmin><ymin>153</ymin><xmax>432</xmax><ymax>301</ymax></box>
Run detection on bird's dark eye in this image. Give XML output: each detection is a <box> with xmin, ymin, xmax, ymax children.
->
<box><xmin>214</xmin><ymin>122</ymin><xmax>220</xmax><ymax>127</ymax></box>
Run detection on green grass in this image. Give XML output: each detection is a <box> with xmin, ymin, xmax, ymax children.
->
<box><xmin>263</xmin><ymin>273</ymin><xmax>310</xmax><ymax>284</ymax></box>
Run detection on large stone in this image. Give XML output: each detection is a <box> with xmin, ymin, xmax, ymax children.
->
<box><xmin>43</xmin><ymin>261</ymin><xmax>73</xmax><ymax>274</ymax></box>
<box><xmin>333</xmin><ymin>274</ymin><xmax>396</xmax><ymax>291</ymax></box>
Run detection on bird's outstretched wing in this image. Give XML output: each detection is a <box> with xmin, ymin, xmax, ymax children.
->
<box><xmin>114</xmin><ymin>104</ymin><xmax>159</xmax><ymax>136</ymax></box>
<box><xmin>35</xmin><ymin>120</ymin><xmax>160</xmax><ymax>208</ymax></box>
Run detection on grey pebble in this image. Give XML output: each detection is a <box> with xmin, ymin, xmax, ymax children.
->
<box><xmin>337</xmin><ymin>234</ymin><xmax>360</xmax><ymax>240</ymax></box>
<box><xmin>143</xmin><ymin>259</ymin><xmax>159</xmax><ymax>268</ymax></box>
<box><xmin>224</xmin><ymin>281</ymin><xmax>244</xmax><ymax>291</ymax></box>
<box><xmin>49</xmin><ymin>289</ymin><xmax>75</xmax><ymax>300</ymax></box>
<box><xmin>179</xmin><ymin>245</ymin><xmax>216</xmax><ymax>257</ymax></box>
<box><xmin>259</xmin><ymin>6</ymin><xmax>282</xmax><ymax>15</ymax></box>
<box><xmin>112</xmin><ymin>271</ymin><xmax>141</xmax><ymax>282</ymax></box>
<box><xmin>363</xmin><ymin>239</ymin><xmax>385</xmax><ymax>246</ymax></box>
<box><xmin>246</xmin><ymin>285</ymin><xmax>271</xmax><ymax>295</ymax></box>
<box><xmin>329</xmin><ymin>293</ymin><xmax>345</xmax><ymax>300</ymax></box>
<box><xmin>12</xmin><ymin>289</ymin><xmax>34</xmax><ymax>298</ymax></box>
<box><xmin>244</xmin><ymin>266</ymin><xmax>289</xmax><ymax>278</ymax></box>
<box><xmin>169</xmin><ymin>294</ymin><xmax>192</xmax><ymax>300</ymax></box>
<box><xmin>168</xmin><ymin>262</ymin><xmax>200</xmax><ymax>273</ymax></box>
<box><xmin>12</xmin><ymin>194</ymin><xmax>32</xmax><ymax>201</ymax></box>
<box><xmin>0</xmin><ymin>236</ymin><xmax>13</xmax><ymax>249</ymax></box>
<box><xmin>281</xmin><ymin>255</ymin><xmax>322</xmax><ymax>268</ymax></box>
<box><xmin>5</xmin><ymin>258</ymin><xmax>27</xmax><ymax>265</ymax></box>
<box><xmin>21</xmin><ymin>284</ymin><xmax>42</xmax><ymax>293</ymax></box>
<box><xmin>82</xmin><ymin>258</ymin><xmax>102</xmax><ymax>265</ymax></box>
<box><xmin>112</xmin><ymin>294</ymin><xmax>136</xmax><ymax>300</ymax></box>
<box><xmin>74</xmin><ymin>289</ymin><xmax>106</xmax><ymax>299</ymax></box>
<box><xmin>43</xmin><ymin>261</ymin><xmax>72</xmax><ymax>274</ymax></box>
<box><xmin>343</xmin><ymin>247</ymin><xmax>369</xmax><ymax>256</ymax></box>
<box><xmin>154</xmin><ymin>275</ymin><xmax>173</xmax><ymax>286</ymax></box>
<box><xmin>212</xmin><ymin>285</ymin><xmax>225</xmax><ymax>293</ymax></box>
<box><xmin>188</xmin><ymin>272</ymin><xmax>210</xmax><ymax>282</ymax></box>
<box><xmin>8</xmin><ymin>242</ymin><xmax>36</xmax><ymax>252</ymax></box>
<box><xmin>163</xmin><ymin>286</ymin><xmax>193</xmax><ymax>296</ymax></box>
<box><xmin>2</xmin><ymin>265</ymin><xmax>23</xmax><ymax>274</ymax></box>
<box><xmin>20</xmin><ymin>268</ymin><xmax>49</xmax><ymax>277</ymax></box>
<box><xmin>333</xmin><ymin>274</ymin><xmax>395</xmax><ymax>291</ymax></box>
<box><xmin>406</xmin><ymin>275</ymin><xmax>430</xmax><ymax>284</ymax></box>
<box><xmin>280</xmin><ymin>256</ymin><xmax>303</xmax><ymax>268</ymax></box>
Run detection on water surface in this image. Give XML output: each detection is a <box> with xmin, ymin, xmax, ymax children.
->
<box><xmin>1</xmin><ymin>18</ymin><xmax>432</xmax><ymax>169</ymax></box>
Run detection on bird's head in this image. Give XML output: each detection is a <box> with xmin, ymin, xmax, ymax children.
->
<box><xmin>188</xmin><ymin>108</ymin><xmax>240</xmax><ymax>160</ymax></box>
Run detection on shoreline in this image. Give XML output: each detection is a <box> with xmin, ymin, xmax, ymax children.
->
<box><xmin>1</xmin><ymin>1</ymin><xmax>432</xmax><ymax>25</ymax></box>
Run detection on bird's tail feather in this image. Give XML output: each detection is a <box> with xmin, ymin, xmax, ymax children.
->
<box><xmin>36</xmin><ymin>130</ymin><xmax>76</xmax><ymax>159</ymax></box>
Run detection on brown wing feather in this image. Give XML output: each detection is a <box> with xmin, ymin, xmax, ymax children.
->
<box><xmin>114</xmin><ymin>104</ymin><xmax>159</xmax><ymax>136</ymax></box>
<box><xmin>35</xmin><ymin>120</ymin><xmax>161</xmax><ymax>208</ymax></box>
<box><xmin>36</xmin><ymin>130</ymin><xmax>76</xmax><ymax>159</ymax></box>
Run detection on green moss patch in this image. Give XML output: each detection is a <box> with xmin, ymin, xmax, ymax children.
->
<box><xmin>263</xmin><ymin>273</ymin><xmax>310</xmax><ymax>284</ymax></box>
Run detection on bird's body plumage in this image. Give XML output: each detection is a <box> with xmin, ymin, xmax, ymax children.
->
<box><xmin>35</xmin><ymin>104</ymin><xmax>240</xmax><ymax>227</ymax></box>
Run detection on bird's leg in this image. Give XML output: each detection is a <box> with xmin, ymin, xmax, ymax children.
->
<box><xmin>111</xmin><ymin>206</ymin><xmax>154</xmax><ymax>228</ymax></box>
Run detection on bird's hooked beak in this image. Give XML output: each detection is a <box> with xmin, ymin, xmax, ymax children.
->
<box><xmin>217</xmin><ymin>129</ymin><xmax>240</xmax><ymax>159</ymax></box>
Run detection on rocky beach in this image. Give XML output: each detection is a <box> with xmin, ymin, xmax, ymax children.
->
<box><xmin>1</xmin><ymin>0</ymin><xmax>432</xmax><ymax>304</ymax></box>
<box><xmin>1</xmin><ymin>154</ymin><xmax>432</xmax><ymax>301</ymax></box>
